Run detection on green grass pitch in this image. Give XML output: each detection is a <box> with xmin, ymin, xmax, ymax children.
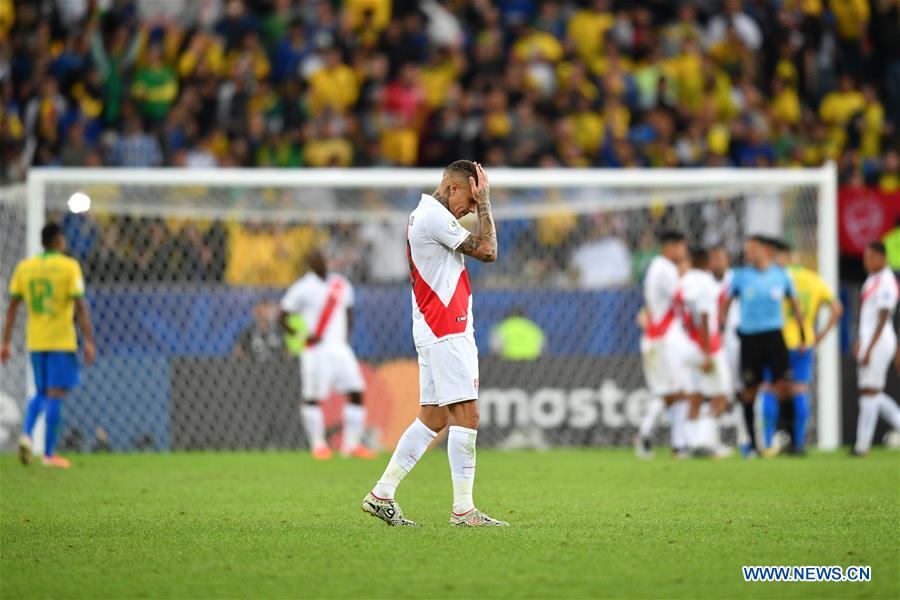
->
<box><xmin>2</xmin><ymin>449</ymin><xmax>898</xmax><ymax>599</ymax></box>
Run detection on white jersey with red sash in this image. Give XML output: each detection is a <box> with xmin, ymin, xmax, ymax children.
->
<box><xmin>406</xmin><ymin>193</ymin><xmax>480</xmax><ymax>406</ymax></box>
<box><xmin>680</xmin><ymin>269</ymin><xmax>723</xmax><ymax>353</ymax></box>
<box><xmin>859</xmin><ymin>267</ymin><xmax>899</xmax><ymax>348</ymax></box>
<box><xmin>679</xmin><ymin>269</ymin><xmax>732</xmax><ymax>397</ymax></box>
<box><xmin>407</xmin><ymin>194</ymin><xmax>474</xmax><ymax>347</ymax></box>
<box><xmin>717</xmin><ymin>268</ymin><xmax>742</xmax><ymax>392</ymax></box>
<box><xmin>640</xmin><ymin>255</ymin><xmax>690</xmax><ymax>396</ymax></box>
<box><xmin>281</xmin><ymin>272</ymin><xmax>354</xmax><ymax>347</ymax></box>
<box><xmin>857</xmin><ymin>267</ymin><xmax>899</xmax><ymax>390</ymax></box>
<box><xmin>642</xmin><ymin>256</ymin><xmax>684</xmax><ymax>342</ymax></box>
<box><xmin>280</xmin><ymin>271</ymin><xmax>364</xmax><ymax>400</ymax></box>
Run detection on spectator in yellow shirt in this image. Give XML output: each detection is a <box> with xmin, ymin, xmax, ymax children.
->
<box><xmin>512</xmin><ymin>24</ymin><xmax>563</xmax><ymax>64</ymax></box>
<box><xmin>345</xmin><ymin>0</ymin><xmax>391</xmax><ymax>44</ymax></box>
<box><xmin>830</xmin><ymin>0</ymin><xmax>869</xmax><ymax>41</ymax></box>
<box><xmin>819</xmin><ymin>74</ymin><xmax>864</xmax><ymax>126</ymax></box>
<box><xmin>307</xmin><ymin>46</ymin><xmax>359</xmax><ymax>116</ymax></box>
<box><xmin>569</xmin><ymin>96</ymin><xmax>604</xmax><ymax>156</ymax></box>
<box><xmin>304</xmin><ymin>121</ymin><xmax>354</xmax><ymax>167</ymax></box>
<box><xmin>421</xmin><ymin>50</ymin><xmax>463</xmax><ymax>110</ymax></box>
<box><xmin>179</xmin><ymin>31</ymin><xmax>226</xmax><ymax>79</ymax></box>
<box><xmin>879</xmin><ymin>151</ymin><xmax>898</xmax><ymax>193</ymax></box>
<box><xmin>770</xmin><ymin>77</ymin><xmax>801</xmax><ymax>125</ymax></box>
<box><xmin>859</xmin><ymin>85</ymin><xmax>884</xmax><ymax>159</ymax></box>
<box><xmin>226</xmin><ymin>31</ymin><xmax>271</xmax><ymax>83</ymax></box>
<box><xmin>566</xmin><ymin>0</ymin><xmax>615</xmax><ymax>62</ymax></box>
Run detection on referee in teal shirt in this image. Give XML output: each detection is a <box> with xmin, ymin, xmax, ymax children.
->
<box><xmin>722</xmin><ymin>236</ymin><xmax>807</xmax><ymax>457</ymax></box>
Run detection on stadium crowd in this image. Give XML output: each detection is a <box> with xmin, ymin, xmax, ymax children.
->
<box><xmin>1</xmin><ymin>0</ymin><xmax>898</xmax><ymax>190</ymax></box>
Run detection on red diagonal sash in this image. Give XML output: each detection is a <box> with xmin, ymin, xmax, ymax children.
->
<box><xmin>646</xmin><ymin>290</ymin><xmax>680</xmax><ymax>340</ymax></box>
<box><xmin>309</xmin><ymin>278</ymin><xmax>345</xmax><ymax>347</ymax></box>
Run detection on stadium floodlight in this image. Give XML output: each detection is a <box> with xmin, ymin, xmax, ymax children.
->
<box><xmin>0</xmin><ymin>164</ymin><xmax>838</xmax><ymax>452</ymax></box>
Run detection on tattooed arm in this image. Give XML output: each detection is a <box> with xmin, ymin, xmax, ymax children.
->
<box><xmin>457</xmin><ymin>163</ymin><xmax>498</xmax><ymax>263</ymax></box>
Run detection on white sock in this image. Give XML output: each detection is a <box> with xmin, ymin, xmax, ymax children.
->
<box><xmin>300</xmin><ymin>404</ymin><xmax>326</xmax><ymax>449</ymax></box>
<box><xmin>372</xmin><ymin>419</ymin><xmax>436</xmax><ymax>499</ymax></box>
<box><xmin>342</xmin><ymin>403</ymin><xmax>366</xmax><ymax>453</ymax></box>
<box><xmin>639</xmin><ymin>396</ymin><xmax>665</xmax><ymax>439</ymax></box>
<box><xmin>876</xmin><ymin>392</ymin><xmax>900</xmax><ymax>430</ymax></box>
<box><xmin>697</xmin><ymin>415</ymin><xmax>717</xmax><ymax>449</ymax></box>
<box><xmin>732</xmin><ymin>403</ymin><xmax>750</xmax><ymax>447</ymax></box>
<box><xmin>670</xmin><ymin>400</ymin><xmax>689</xmax><ymax>451</ymax></box>
<box><xmin>855</xmin><ymin>394</ymin><xmax>879</xmax><ymax>454</ymax></box>
<box><xmin>684</xmin><ymin>419</ymin><xmax>699</xmax><ymax>450</ymax></box>
<box><xmin>448</xmin><ymin>425</ymin><xmax>477</xmax><ymax>514</ymax></box>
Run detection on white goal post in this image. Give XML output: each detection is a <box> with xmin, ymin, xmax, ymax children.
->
<box><xmin>16</xmin><ymin>163</ymin><xmax>839</xmax><ymax>451</ymax></box>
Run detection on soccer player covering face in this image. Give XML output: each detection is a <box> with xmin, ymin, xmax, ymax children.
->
<box><xmin>679</xmin><ymin>247</ymin><xmax>733</xmax><ymax>457</ymax></box>
<box><xmin>853</xmin><ymin>242</ymin><xmax>900</xmax><ymax>456</ymax></box>
<box><xmin>280</xmin><ymin>250</ymin><xmax>373</xmax><ymax>460</ymax></box>
<box><xmin>363</xmin><ymin>160</ymin><xmax>508</xmax><ymax>527</ymax></box>
<box><xmin>635</xmin><ymin>231</ymin><xmax>691</xmax><ymax>458</ymax></box>
<box><xmin>2</xmin><ymin>223</ymin><xmax>96</xmax><ymax>468</ymax></box>
<box><xmin>762</xmin><ymin>241</ymin><xmax>843</xmax><ymax>454</ymax></box>
<box><xmin>722</xmin><ymin>236</ymin><xmax>806</xmax><ymax>457</ymax></box>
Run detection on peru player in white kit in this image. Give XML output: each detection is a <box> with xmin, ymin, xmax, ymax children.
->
<box><xmin>679</xmin><ymin>247</ymin><xmax>732</xmax><ymax>456</ymax></box>
<box><xmin>363</xmin><ymin>160</ymin><xmax>508</xmax><ymax>527</ymax></box>
<box><xmin>280</xmin><ymin>250</ymin><xmax>372</xmax><ymax>460</ymax></box>
<box><xmin>709</xmin><ymin>247</ymin><xmax>742</xmax><ymax>395</ymax></box>
<box><xmin>636</xmin><ymin>230</ymin><xmax>690</xmax><ymax>458</ymax></box>
<box><xmin>853</xmin><ymin>242</ymin><xmax>900</xmax><ymax>456</ymax></box>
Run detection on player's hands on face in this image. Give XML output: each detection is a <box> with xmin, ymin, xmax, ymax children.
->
<box><xmin>0</xmin><ymin>342</ymin><xmax>10</xmax><ymax>364</ymax></box>
<box><xmin>83</xmin><ymin>341</ymin><xmax>96</xmax><ymax>366</ymax></box>
<box><xmin>468</xmin><ymin>162</ymin><xmax>490</xmax><ymax>206</ymax></box>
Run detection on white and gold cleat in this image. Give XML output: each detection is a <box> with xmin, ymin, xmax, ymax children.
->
<box><xmin>361</xmin><ymin>492</ymin><xmax>416</xmax><ymax>526</ymax></box>
<box><xmin>18</xmin><ymin>435</ymin><xmax>33</xmax><ymax>466</ymax></box>
<box><xmin>449</xmin><ymin>508</ymin><xmax>509</xmax><ymax>527</ymax></box>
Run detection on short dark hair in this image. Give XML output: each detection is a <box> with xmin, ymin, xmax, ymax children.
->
<box><xmin>690</xmin><ymin>246</ymin><xmax>709</xmax><ymax>268</ymax></box>
<box><xmin>41</xmin><ymin>222</ymin><xmax>63</xmax><ymax>248</ymax></box>
<box><xmin>749</xmin><ymin>234</ymin><xmax>771</xmax><ymax>246</ymax></box>
<box><xmin>445</xmin><ymin>159</ymin><xmax>478</xmax><ymax>185</ymax></box>
<box><xmin>658</xmin><ymin>229</ymin><xmax>686</xmax><ymax>244</ymax></box>
<box><xmin>771</xmin><ymin>238</ymin><xmax>791</xmax><ymax>252</ymax></box>
<box><xmin>867</xmin><ymin>241</ymin><xmax>886</xmax><ymax>255</ymax></box>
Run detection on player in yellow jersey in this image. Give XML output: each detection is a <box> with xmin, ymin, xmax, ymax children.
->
<box><xmin>1</xmin><ymin>223</ymin><xmax>96</xmax><ymax>468</ymax></box>
<box><xmin>763</xmin><ymin>239</ymin><xmax>842</xmax><ymax>454</ymax></box>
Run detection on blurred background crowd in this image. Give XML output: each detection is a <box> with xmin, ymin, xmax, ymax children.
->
<box><xmin>1</xmin><ymin>0</ymin><xmax>898</xmax><ymax>188</ymax></box>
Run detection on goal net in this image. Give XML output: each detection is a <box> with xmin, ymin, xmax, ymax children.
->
<box><xmin>1</xmin><ymin>167</ymin><xmax>838</xmax><ymax>453</ymax></box>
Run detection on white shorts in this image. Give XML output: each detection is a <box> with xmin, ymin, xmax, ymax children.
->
<box><xmin>857</xmin><ymin>334</ymin><xmax>897</xmax><ymax>390</ymax></box>
<box><xmin>417</xmin><ymin>336</ymin><xmax>479</xmax><ymax>406</ymax></box>
<box><xmin>641</xmin><ymin>335</ymin><xmax>689</xmax><ymax>397</ymax></box>
<box><xmin>300</xmin><ymin>343</ymin><xmax>365</xmax><ymax>401</ymax></box>
<box><xmin>682</xmin><ymin>345</ymin><xmax>732</xmax><ymax>398</ymax></box>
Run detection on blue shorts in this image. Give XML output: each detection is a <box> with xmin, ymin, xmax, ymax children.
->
<box><xmin>789</xmin><ymin>349</ymin><xmax>813</xmax><ymax>384</ymax></box>
<box><xmin>30</xmin><ymin>351</ymin><xmax>80</xmax><ymax>394</ymax></box>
